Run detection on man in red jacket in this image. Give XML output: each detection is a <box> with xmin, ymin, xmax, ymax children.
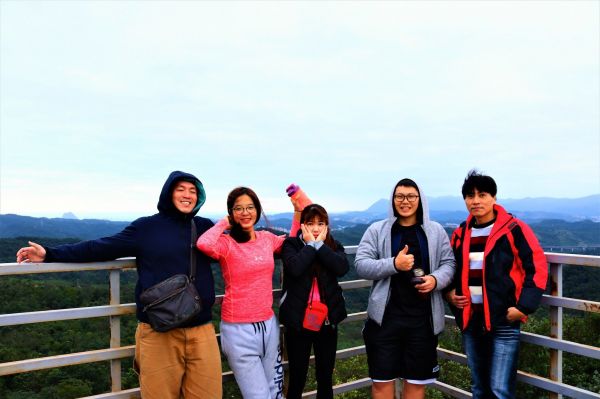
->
<box><xmin>446</xmin><ymin>170</ymin><xmax>548</xmax><ymax>399</ymax></box>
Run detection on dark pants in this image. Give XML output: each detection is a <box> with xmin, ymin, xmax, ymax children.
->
<box><xmin>284</xmin><ymin>324</ymin><xmax>338</xmax><ymax>399</ymax></box>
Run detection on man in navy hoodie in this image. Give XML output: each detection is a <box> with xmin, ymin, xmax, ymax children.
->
<box><xmin>16</xmin><ymin>171</ymin><xmax>222</xmax><ymax>399</ymax></box>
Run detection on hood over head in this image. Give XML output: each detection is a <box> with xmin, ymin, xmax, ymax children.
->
<box><xmin>157</xmin><ymin>170</ymin><xmax>206</xmax><ymax>217</ymax></box>
<box><xmin>388</xmin><ymin>178</ymin><xmax>430</xmax><ymax>225</ymax></box>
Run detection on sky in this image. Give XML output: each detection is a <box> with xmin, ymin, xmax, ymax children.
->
<box><xmin>1</xmin><ymin>1</ymin><xmax>599</xmax><ymax>220</ymax></box>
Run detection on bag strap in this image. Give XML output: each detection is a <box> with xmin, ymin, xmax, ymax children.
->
<box><xmin>307</xmin><ymin>277</ymin><xmax>314</xmax><ymax>307</ymax></box>
<box><xmin>312</xmin><ymin>277</ymin><xmax>321</xmax><ymax>302</ymax></box>
<box><xmin>190</xmin><ymin>219</ymin><xmax>198</xmax><ymax>281</ymax></box>
<box><xmin>308</xmin><ymin>276</ymin><xmax>321</xmax><ymax>307</ymax></box>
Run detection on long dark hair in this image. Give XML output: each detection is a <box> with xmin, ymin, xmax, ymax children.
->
<box><xmin>226</xmin><ymin>186</ymin><xmax>262</xmax><ymax>243</ymax></box>
<box><xmin>300</xmin><ymin>204</ymin><xmax>337</xmax><ymax>250</ymax></box>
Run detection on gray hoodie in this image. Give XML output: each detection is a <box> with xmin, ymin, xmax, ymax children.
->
<box><xmin>354</xmin><ymin>180</ymin><xmax>456</xmax><ymax>335</ymax></box>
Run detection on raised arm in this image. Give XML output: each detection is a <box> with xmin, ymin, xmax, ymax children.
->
<box><xmin>286</xmin><ymin>183</ymin><xmax>312</xmax><ymax>238</ymax></box>
<box><xmin>289</xmin><ymin>217</ymin><xmax>301</xmax><ymax>238</ymax></box>
<box><xmin>196</xmin><ymin>217</ymin><xmax>231</xmax><ymax>260</ymax></box>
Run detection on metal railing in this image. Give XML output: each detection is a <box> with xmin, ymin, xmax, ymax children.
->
<box><xmin>1</xmin><ymin>248</ymin><xmax>599</xmax><ymax>398</ymax></box>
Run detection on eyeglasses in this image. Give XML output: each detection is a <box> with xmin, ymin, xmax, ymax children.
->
<box><xmin>232</xmin><ymin>205</ymin><xmax>256</xmax><ymax>214</ymax></box>
<box><xmin>393</xmin><ymin>194</ymin><xmax>419</xmax><ymax>203</ymax></box>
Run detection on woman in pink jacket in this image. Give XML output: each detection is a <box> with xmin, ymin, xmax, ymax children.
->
<box><xmin>197</xmin><ymin>186</ymin><xmax>300</xmax><ymax>398</ymax></box>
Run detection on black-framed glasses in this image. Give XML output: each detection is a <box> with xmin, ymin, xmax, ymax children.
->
<box><xmin>231</xmin><ymin>205</ymin><xmax>256</xmax><ymax>214</ymax></box>
<box><xmin>393</xmin><ymin>194</ymin><xmax>419</xmax><ymax>203</ymax></box>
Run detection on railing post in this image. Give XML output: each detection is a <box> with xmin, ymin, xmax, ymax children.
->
<box><xmin>549</xmin><ymin>262</ymin><xmax>563</xmax><ymax>399</ymax></box>
<box><xmin>109</xmin><ymin>270</ymin><xmax>122</xmax><ymax>391</ymax></box>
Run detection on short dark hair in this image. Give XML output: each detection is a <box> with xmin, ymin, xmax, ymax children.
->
<box><xmin>461</xmin><ymin>169</ymin><xmax>497</xmax><ymax>198</ymax></box>
<box><xmin>392</xmin><ymin>178</ymin><xmax>423</xmax><ymax>223</ymax></box>
<box><xmin>226</xmin><ymin>186</ymin><xmax>263</xmax><ymax>243</ymax></box>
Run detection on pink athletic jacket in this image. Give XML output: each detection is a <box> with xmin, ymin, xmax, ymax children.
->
<box><xmin>197</xmin><ymin>218</ymin><xmax>299</xmax><ymax>323</ymax></box>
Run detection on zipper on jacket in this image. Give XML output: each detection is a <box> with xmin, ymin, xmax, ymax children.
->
<box><xmin>481</xmin><ymin>215</ymin><xmax>513</xmax><ymax>331</ymax></box>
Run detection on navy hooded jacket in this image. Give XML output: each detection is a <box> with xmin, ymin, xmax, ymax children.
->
<box><xmin>44</xmin><ymin>171</ymin><xmax>216</xmax><ymax>327</ymax></box>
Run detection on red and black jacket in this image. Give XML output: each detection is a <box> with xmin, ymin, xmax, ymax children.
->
<box><xmin>450</xmin><ymin>204</ymin><xmax>548</xmax><ymax>331</ymax></box>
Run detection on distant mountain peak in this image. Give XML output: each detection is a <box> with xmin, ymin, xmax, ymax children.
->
<box><xmin>365</xmin><ymin>199</ymin><xmax>389</xmax><ymax>214</ymax></box>
<box><xmin>62</xmin><ymin>212</ymin><xmax>78</xmax><ymax>220</ymax></box>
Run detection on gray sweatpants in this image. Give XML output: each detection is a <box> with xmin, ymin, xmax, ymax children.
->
<box><xmin>220</xmin><ymin>315</ymin><xmax>284</xmax><ymax>398</ymax></box>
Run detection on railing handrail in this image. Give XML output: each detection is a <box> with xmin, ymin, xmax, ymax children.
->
<box><xmin>1</xmin><ymin>251</ymin><xmax>599</xmax><ymax>399</ymax></box>
<box><xmin>3</xmin><ymin>247</ymin><xmax>600</xmax><ymax>276</ymax></box>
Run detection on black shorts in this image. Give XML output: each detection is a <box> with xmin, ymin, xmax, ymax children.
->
<box><xmin>362</xmin><ymin>317</ymin><xmax>439</xmax><ymax>382</ymax></box>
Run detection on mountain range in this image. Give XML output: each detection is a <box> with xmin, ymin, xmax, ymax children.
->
<box><xmin>2</xmin><ymin>195</ymin><xmax>597</xmax><ymax>240</ymax></box>
<box><xmin>269</xmin><ymin>194</ymin><xmax>600</xmax><ymax>227</ymax></box>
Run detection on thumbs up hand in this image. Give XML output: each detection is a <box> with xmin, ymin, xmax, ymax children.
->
<box><xmin>394</xmin><ymin>245</ymin><xmax>415</xmax><ymax>271</ymax></box>
<box><xmin>400</xmin><ymin>245</ymin><xmax>409</xmax><ymax>255</ymax></box>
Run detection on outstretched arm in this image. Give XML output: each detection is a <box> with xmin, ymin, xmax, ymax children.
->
<box><xmin>16</xmin><ymin>223</ymin><xmax>138</xmax><ymax>263</ymax></box>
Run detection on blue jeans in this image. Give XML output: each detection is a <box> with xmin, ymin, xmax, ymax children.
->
<box><xmin>462</xmin><ymin>314</ymin><xmax>520</xmax><ymax>399</ymax></box>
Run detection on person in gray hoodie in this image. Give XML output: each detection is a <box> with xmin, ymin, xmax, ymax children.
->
<box><xmin>355</xmin><ymin>178</ymin><xmax>455</xmax><ymax>399</ymax></box>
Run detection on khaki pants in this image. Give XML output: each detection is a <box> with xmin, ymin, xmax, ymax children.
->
<box><xmin>135</xmin><ymin>322</ymin><xmax>222</xmax><ymax>399</ymax></box>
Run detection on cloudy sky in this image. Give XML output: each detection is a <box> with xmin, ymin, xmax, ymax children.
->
<box><xmin>1</xmin><ymin>1</ymin><xmax>598</xmax><ymax>220</ymax></box>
